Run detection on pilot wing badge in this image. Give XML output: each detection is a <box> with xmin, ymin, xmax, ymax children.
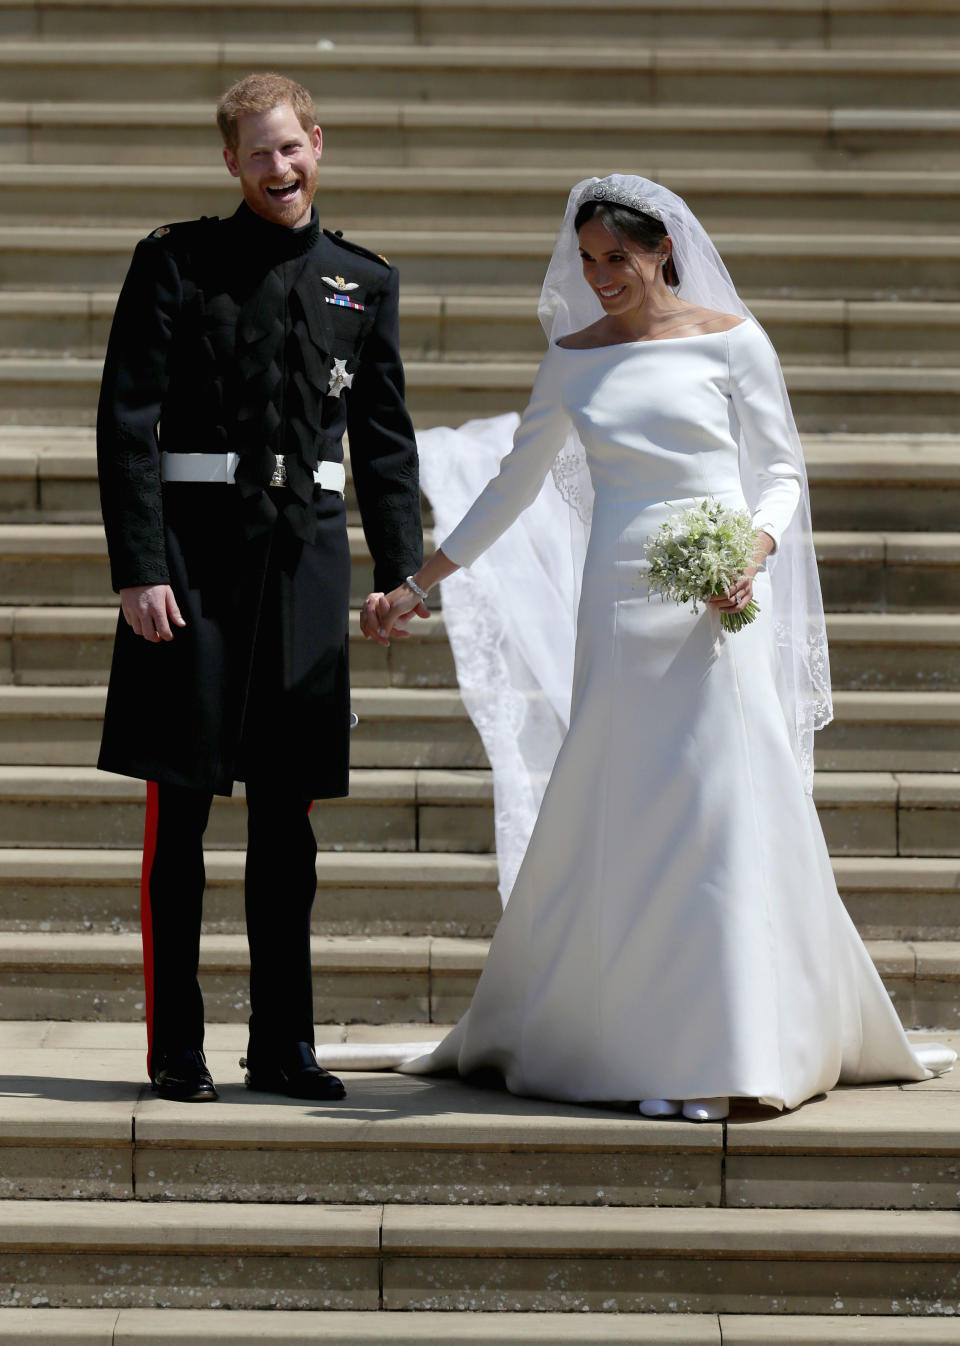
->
<box><xmin>323</xmin><ymin>274</ymin><xmax>365</xmax><ymax>312</ymax></box>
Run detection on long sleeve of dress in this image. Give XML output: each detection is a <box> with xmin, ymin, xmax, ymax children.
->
<box><xmin>440</xmin><ymin>347</ymin><xmax>572</xmax><ymax>568</ymax></box>
<box><xmin>727</xmin><ymin>321</ymin><xmax>803</xmax><ymax>551</ymax></box>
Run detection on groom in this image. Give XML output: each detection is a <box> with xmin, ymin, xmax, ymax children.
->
<box><xmin>96</xmin><ymin>73</ymin><xmax>423</xmax><ymax>1101</ymax></box>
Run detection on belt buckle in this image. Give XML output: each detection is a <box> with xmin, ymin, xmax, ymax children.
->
<box><xmin>269</xmin><ymin>454</ymin><xmax>287</xmax><ymax>487</ymax></box>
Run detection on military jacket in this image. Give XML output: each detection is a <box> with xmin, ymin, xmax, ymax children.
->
<box><xmin>96</xmin><ymin>202</ymin><xmax>423</xmax><ymax>796</ymax></box>
<box><xmin>97</xmin><ymin>201</ymin><xmax>422</xmax><ymax>595</ymax></box>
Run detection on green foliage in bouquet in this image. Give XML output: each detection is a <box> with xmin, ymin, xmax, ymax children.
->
<box><xmin>642</xmin><ymin>498</ymin><xmax>761</xmax><ymax>634</ymax></box>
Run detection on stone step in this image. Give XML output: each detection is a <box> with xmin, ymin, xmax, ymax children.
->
<box><xmin>818</xmin><ymin>693</ymin><xmax>960</xmax><ymax>771</ymax></box>
<box><xmin>0</xmin><ymin>929</ymin><xmax>954</xmax><ymax>1027</ymax></box>
<box><xmin>0</xmin><ymin>521</ymin><xmax>383</xmax><ymax>605</ymax></box>
<box><xmin>4</xmin><ymin>164</ymin><xmax>960</xmax><ymax>235</ymax></box>
<box><xmin>0</xmin><ymin>522</ymin><xmax>957</xmax><ymax>615</ymax></box>
<box><xmin>0</xmin><ymin>1307</ymin><xmax>729</xmax><ymax>1345</ymax></box>
<box><xmin>0</xmin><ymin>677</ymin><xmax>484</xmax><ymax>772</ymax></box>
<box><xmin>0</xmin><ymin>764</ymin><xmax>496</xmax><ymax>853</ymax></box>
<box><xmin>3</xmin><ymin>1313</ymin><xmax>960</xmax><ymax>1346</ymax></box>
<box><xmin>0</xmin><ymin>682</ymin><xmax>491</xmax><ymax>768</ymax></box>
<box><xmin>813</xmin><ymin>532</ymin><xmax>960</xmax><ymax>611</ymax></box>
<box><xmin>0</xmin><ymin>1194</ymin><xmax>958</xmax><ymax>1311</ymax></box>
<box><xmin>834</xmin><ymin>856</ymin><xmax>960</xmax><ymax>940</ymax></box>
<box><xmin>0</xmin><ymin>760</ymin><xmax>956</xmax><ymax>860</ymax></box>
<box><xmin>0</xmin><ymin>604</ymin><xmax>455</xmax><ymax>688</ymax></box>
<box><xmin>1</xmin><ymin>41</ymin><xmax>959</xmax><ymax>107</ymax></box>
<box><xmin>720</xmin><ymin>1322</ymin><xmax>960</xmax><ymax>1345</ymax></box>
<box><xmin>5</xmin><ymin>0</ymin><xmax>959</xmax><ymax>47</ymax></box>
<box><xmin>6</xmin><ymin>291</ymin><xmax>960</xmax><ymax>373</ymax></box>
<box><xmin>4</xmin><ymin>101</ymin><xmax>960</xmax><ymax>170</ymax></box>
<box><xmin>0</xmin><ymin>930</ymin><xmax>469</xmax><ymax>1023</ymax></box>
<box><xmin>3</xmin><ymin>226</ymin><xmax>960</xmax><ymax>301</ymax></box>
<box><xmin>4</xmin><ymin>676</ymin><xmax>960</xmax><ymax>770</ymax></box>
<box><xmin>803</xmin><ymin>436</ymin><xmax>960</xmax><ymax>531</ymax></box>
<box><xmin>0</xmin><ymin>929</ymin><xmax>465</xmax><ymax>1023</ymax></box>
<box><xmin>813</xmin><ymin>769</ymin><xmax>959</xmax><ymax>860</ymax></box>
<box><xmin>0</xmin><ymin>841</ymin><xmax>957</xmax><ymax>940</ymax></box>
<box><xmin>3</xmin><ymin>354</ymin><xmax>960</xmax><ymax>430</ymax></box>
<box><xmin>0</xmin><ymin>1020</ymin><xmax>956</xmax><ymax>1212</ymax></box>
<box><xmin>0</xmin><ymin>840</ymin><xmax>501</xmax><ymax>937</ymax></box>
<box><xmin>5</xmin><ymin>431</ymin><xmax>960</xmax><ymax>534</ymax></box>
<box><xmin>824</xmin><ymin>614</ymin><xmax>960</xmax><ymax>689</ymax></box>
<box><xmin>5</xmin><ymin>606</ymin><xmax>960</xmax><ymax>692</ymax></box>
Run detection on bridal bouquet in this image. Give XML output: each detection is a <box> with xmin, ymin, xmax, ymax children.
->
<box><xmin>643</xmin><ymin>498</ymin><xmax>761</xmax><ymax>634</ymax></box>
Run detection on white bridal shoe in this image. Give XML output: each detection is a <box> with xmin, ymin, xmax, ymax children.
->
<box><xmin>638</xmin><ymin>1099</ymin><xmax>681</xmax><ymax>1117</ymax></box>
<box><xmin>639</xmin><ymin>1097</ymin><xmax>730</xmax><ymax>1120</ymax></box>
<box><xmin>681</xmin><ymin>1097</ymin><xmax>729</xmax><ymax>1121</ymax></box>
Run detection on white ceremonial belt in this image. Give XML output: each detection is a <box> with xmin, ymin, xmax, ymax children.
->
<box><xmin>161</xmin><ymin>452</ymin><xmax>346</xmax><ymax>497</ymax></box>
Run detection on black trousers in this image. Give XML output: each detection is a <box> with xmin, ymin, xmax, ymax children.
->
<box><xmin>141</xmin><ymin>779</ymin><xmax>317</xmax><ymax>1076</ymax></box>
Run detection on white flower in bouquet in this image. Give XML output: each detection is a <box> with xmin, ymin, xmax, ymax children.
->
<box><xmin>642</xmin><ymin>498</ymin><xmax>761</xmax><ymax>634</ymax></box>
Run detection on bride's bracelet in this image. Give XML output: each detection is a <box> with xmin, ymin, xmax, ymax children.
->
<box><xmin>404</xmin><ymin>574</ymin><xmax>430</xmax><ymax>602</ymax></box>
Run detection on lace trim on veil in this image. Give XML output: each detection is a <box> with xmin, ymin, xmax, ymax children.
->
<box><xmin>418</xmin><ymin>414</ymin><xmax>573</xmax><ymax>905</ymax></box>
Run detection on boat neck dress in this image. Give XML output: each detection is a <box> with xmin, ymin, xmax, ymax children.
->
<box><xmin>400</xmin><ymin>319</ymin><xmax>953</xmax><ymax>1109</ymax></box>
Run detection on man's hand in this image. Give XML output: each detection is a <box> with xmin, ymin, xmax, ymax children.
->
<box><xmin>119</xmin><ymin>584</ymin><xmax>186</xmax><ymax>642</ymax></box>
<box><xmin>360</xmin><ymin>586</ymin><xmax>429</xmax><ymax>647</ymax></box>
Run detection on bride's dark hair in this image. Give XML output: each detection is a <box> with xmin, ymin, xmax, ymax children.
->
<box><xmin>573</xmin><ymin>198</ymin><xmax>680</xmax><ymax>288</ymax></box>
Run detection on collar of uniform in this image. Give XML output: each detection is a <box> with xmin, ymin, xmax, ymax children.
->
<box><xmin>231</xmin><ymin>201</ymin><xmax>320</xmax><ymax>261</ymax></box>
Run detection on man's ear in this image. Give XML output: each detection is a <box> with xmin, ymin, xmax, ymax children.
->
<box><xmin>223</xmin><ymin>146</ymin><xmax>240</xmax><ymax>178</ymax></box>
<box><xmin>312</xmin><ymin>125</ymin><xmax>323</xmax><ymax>163</ymax></box>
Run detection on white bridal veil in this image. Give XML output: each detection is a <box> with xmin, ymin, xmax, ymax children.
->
<box><xmin>417</xmin><ymin>174</ymin><xmax>832</xmax><ymax>906</ymax></box>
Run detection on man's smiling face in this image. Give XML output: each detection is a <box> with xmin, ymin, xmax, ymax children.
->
<box><xmin>223</xmin><ymin>101</ymin><xmax>322</xmax><ymax>229</ymax></box>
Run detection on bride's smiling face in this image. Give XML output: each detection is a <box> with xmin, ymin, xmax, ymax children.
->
<box><xmin>577</xmin><ymin>217</ymin><xmax>669</xmax><ymax>314</ymax></box>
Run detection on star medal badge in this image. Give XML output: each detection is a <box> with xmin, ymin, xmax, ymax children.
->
<box><xmin>328</xmin><ymin>358</ymin><xmax>355</xmax><ymax>399</ymax></box>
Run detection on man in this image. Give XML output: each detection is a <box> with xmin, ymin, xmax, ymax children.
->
<box><xmin>97</xmin><ymin>72</ymin><xmax>424</xmax><ymax>1102</ymax></box>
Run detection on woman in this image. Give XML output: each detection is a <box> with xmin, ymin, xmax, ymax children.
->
<box><xmin>358</xmin><ymin>175</ymin><xmax>954</xmax><ymax>1118</ymax></box>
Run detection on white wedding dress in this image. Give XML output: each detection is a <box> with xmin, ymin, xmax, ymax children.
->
<box><xmin>390</xmin><ymin>318</ymin><xmax>953</xmax><ymax>1110</ymax></box>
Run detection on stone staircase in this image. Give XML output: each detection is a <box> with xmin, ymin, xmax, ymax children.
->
<box><xmin>2</xmin><ymin>0</ymin><xmax>960</xmax><ymax>1339</ymax></box>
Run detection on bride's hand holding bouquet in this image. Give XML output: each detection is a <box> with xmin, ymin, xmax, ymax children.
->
<box><xmin>643</xmin><ymin>498</ymin><xmax>775</xmax><ymax>634</ymax></box>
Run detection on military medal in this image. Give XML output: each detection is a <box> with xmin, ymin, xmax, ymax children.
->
<box><xmin>322</xmin><ymin>274</ymin><xmax>365</xmax><ymax>311</ymax></box>
<box><xmin>327</xmin><ymin>358</ymin><xmax>355</xmax><ymax>399</ymax></box>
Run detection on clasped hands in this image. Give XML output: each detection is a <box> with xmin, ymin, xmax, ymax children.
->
<box><xmin>360</xmin><ymin>582</ymin><xmax>430</xmax><ymax>647</ymax></box>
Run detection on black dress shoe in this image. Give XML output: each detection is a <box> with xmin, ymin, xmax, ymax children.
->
<box><xmin>240</xmin><ymin>1041</ymin><xmax>347</xmax><ymax>1100</ymax></box>
<box><xmin>151</xmin><ymin>1047</ymin><xmax>218</xmax><ymax>1102</ymax></box>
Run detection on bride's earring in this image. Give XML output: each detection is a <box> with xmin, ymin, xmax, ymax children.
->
<box><xmin>661</xmin><ymin>255</ymin><xmax>679</xmax><ymax>294</ymax></box>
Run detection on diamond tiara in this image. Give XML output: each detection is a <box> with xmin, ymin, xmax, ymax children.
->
<box><xmin>579</xmin><ymin>180</ymin><xmax>664</xmax><ymax>222</ymax></box>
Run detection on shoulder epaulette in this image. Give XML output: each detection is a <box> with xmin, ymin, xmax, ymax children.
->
<box><xmin>146</xmin><ymin>216</ymin><xmax>220</xmax><ymax>244</ymax></box>
<box><xmin>323</xmin><ymin>228</ymin><xmax>391</xmax><ymax>269</ymax></box>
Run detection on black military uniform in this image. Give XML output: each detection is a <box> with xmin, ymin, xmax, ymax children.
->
<box><xmin>97</xmin><ymin>201</ymin><xmax>422</xmax><ymax>1097</ymax></box>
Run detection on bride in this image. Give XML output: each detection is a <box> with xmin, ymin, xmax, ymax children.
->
<box><xmin>356</xmin><ymin>174</ymin><xmax>954</xmax><ymax>1120</ymax></box>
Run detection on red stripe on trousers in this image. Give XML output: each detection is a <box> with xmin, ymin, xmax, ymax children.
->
<box><xmin>140</xmin><ymin>780</ymin><xmax>159</xmax><ymax>1076</ymax></box>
